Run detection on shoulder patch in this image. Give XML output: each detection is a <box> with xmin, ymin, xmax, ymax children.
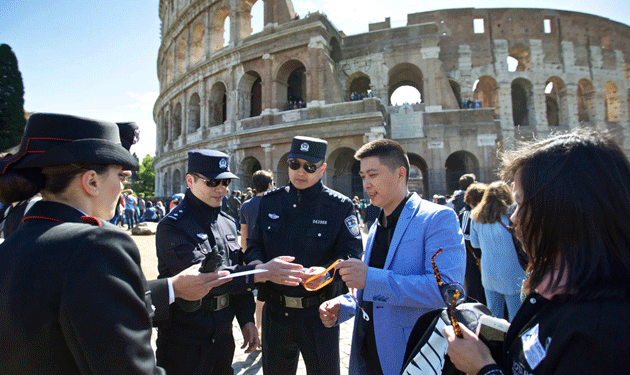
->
<box><xmin>344</xmin><ymin>215</ymin><xmax>361</xmax><ymax>237</ymax></box>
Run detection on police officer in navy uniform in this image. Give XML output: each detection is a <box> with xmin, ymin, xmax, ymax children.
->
<box><xmin>155</xmin><ymin>150</ymin><xmax>259</xmax><ymax>375</ymax></box>
<box><xmin>245</xmin><ymin>136</ymin><xmax>363</xmax><ymax>375</ymax></box>
<box><xmin>0</xmin><ymin>113</ymin><xmax>167</xmax><ymax>374</ymax></box>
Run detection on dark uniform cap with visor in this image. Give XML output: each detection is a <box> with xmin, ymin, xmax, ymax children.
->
<box><xmin>188</xmin><ymin>150</ymin><xmax>239</xmax><ymax>180</ymax></box>
<box><xmin>0</xmin><ymin>113</ymin><xmax>139</xmax><ymax>174</ymax></box>
<box><xmin>116</xmin><ymin>122</ymin><xmax>140</xmax><ymax>151</ymax></box>
<box><xmin>287</xmin><ymin>136</ymin><xmax>328</xmax><ymax>163</ymax></box>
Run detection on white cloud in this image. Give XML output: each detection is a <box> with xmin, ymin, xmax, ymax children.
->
<box><xmin>126</xmin><ymin>91</ymin><xmax>159</xmax><ymax>112</ymax></box>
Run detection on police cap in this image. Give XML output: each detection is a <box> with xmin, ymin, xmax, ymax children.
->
<box><xmin>188</xmin><ymin>150</ymin><xmax>239</xmax><ymax>180</ymax></box>
<box><xmin>287</xmin><ymin>136</ymin><xmax>327</xmax><ymax>163</ymax></box>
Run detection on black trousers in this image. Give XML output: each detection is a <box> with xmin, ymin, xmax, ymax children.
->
<box><xmin>156</xmin><ymin>325</ymin><xmax>235</xmax><ymax>375</ymax></box>
<box><xmin>262</xmin><ymin>302</ymin><xmax>340</xmax><ymax>375</ymax></box>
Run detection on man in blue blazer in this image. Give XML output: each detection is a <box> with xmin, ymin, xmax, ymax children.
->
<box><xmin>320</xmin><ymin>139</ymin><xmax>465</xmax><ymax>375</ymax></box>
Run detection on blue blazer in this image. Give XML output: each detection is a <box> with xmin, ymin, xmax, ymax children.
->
<box><xmin>337</xmin><ymin>193</ymin><xmax>465</xmax><ymax>374</ymax></box>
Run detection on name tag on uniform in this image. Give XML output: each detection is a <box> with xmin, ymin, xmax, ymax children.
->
<box><xmin>521</xmin><ymin>324</ymin><xmax>547</xmax><ymax>370</ymax></box>
<box><xmin>313</xmin><ymin>219</ymin><xmax>327</xmax><ymax>225</ymax></box>
<box><xmin>226</xmin><ymin>234</ymin><xmax>236</xmax><ymax>241</ymax></box>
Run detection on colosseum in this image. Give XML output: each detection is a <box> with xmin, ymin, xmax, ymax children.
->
<box><xmin>153</xmin><ymin>0</ymin><xmax>630</xmax><ymax>200</ymax></box>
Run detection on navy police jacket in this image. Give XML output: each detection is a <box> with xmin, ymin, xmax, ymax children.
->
<box><xmin>156</xmin><ymin>189</ymin><xmax>256</xmax><ymax>343</ymax></box>
<box><xmin>245</xmin><ymin>180</ymin><xmax>363</xmax><ymax>299</ymax></box>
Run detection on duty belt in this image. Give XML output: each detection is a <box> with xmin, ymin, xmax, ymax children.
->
<box><xmin>267</xmin><ymin>288</ymin><xmax>327</xmax><ymax>309</ymax></box>
<box><xmin>198</xmin><ymin>293</ymin><xmax>230</xmax><ymax>312</ymax></box>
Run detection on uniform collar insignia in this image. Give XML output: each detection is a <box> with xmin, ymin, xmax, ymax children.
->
<box><xmin>197</xmin><ymin>233</ymin><xmax>208</xmax><ymax>240</ymax></box>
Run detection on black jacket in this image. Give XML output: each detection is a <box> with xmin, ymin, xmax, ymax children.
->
<box><xmin>0</xmin><ymin>201</ymin><xmax>164</xmax><ymax>374</ymax></box>
<box><xmin>480</xmin><ymin>292</ymin><xmax>630</xmax><ymax>374</ymax></box>
<box><xmin>156</xmin><ymin>189</ymin><xmax>256</xmax><ymax>343</ymax></box>
<box><xmin>245</xmin><ymin>180</ymin><xmax>363</xmax><ymax>298</ymax></box>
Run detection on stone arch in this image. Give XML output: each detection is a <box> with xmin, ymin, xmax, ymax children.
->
<box><xmin>577</xmin><ymin>79</ymin><xmax>596</xmax><ymax>124</ymax></box>
<box><xmin>545</xmin><ymin>77</ymin><xmax>568</xmax><ymax>127</ymax></box>
<box><xmin>275</xmin><ymin>152</ymin><xmax>290</xmax><ymax>187</ymax></box>
<box><xmin>209</xmin><ymin>81</ymin><xmax>227</xmax><ymax>126</ymax></box>
<box><xmin>445</xmin><ymin>151</ymin><xmax>479</xmax><ymax>194</ymax></box>
<box><xmin>240</xmin><ymin>156</ymin><xmax>262</xmax><ymax>189</ymax></box>
<box><xmin>173</xmin><ymin>102</ymin><xmax>182</xmax><ymax>138</ymax></box>
<box><xmin>166</xmin><ymin>50</ymin><xmax>173</xmax><ymax>84</ymax></box>
<box><xmin>328</xmin><ymin>147</ymin><xmax>361</xmax><ymax>199</ymax></box>
<box><xmin>163</xmin><ymin>171</ymin><xmax>169</xmax><ymax>198</ymax></box>
<box><xmin>604</xmin><ymin>81</ymin><xmax>621</xmax><ymax>123</ymax></box>
<box><xmin>276</xmin><ymin>59</ymin><xmax>307</xmax><ymax>109</ymax></box>
<box><xmin>163</xmin><ymin>108</ymin><xmax>170</xmax><ymax>143</ymax></box>
<box><xmin>347</xmin><ymin>72</ymin><xmax>371</xmax><ymax>99</ymax></box>
<box><xmin>211</xmin><ymin>7</ymin><xmax>230</xmax><ymax>53</ymax></box>
<box><xmin>388</xmin><ymin>63</ymin><xmax>424</xmax><ymax>105</ymax></box>
<box><xmin>408</xmin><ymin>153</ymin><xmax>428</xmax><ymax>198</ymax></box>
<box><xmin>473</xmin><ymin>76</ymin><xmax>499</xmax><ymax>115</ymax></box>
<box><xmin>188</xmin><ymin>93</ymin><xmax>201</xmax><ymax>133</ymax></box>
<box><xmin>330</xmin><ymin>37</ymin><xmax>342</xmax><ymax>64</ymax></box>
<box><xmin>190</xmin><ymin>23</ymin><xmax>204</xmax><ymax>65</ymax></box>
<box><xmin>176</xmin><ymin>36</ymin><xmax>186</xmax><ymax>75</ymax></box>
<box><xmin>237</xmin><ymin>71</ymin><xmax>263</xmax><ymax>119</ymax></box>
<box><xmin>511</xmin><ymin>78</ymin><xmax>534</xmax><ymax>126</ymax></box>
<box><xmin>508</xmin><ymin>44</ymin><xmax>531</xmax><ymax>72</ymax></box>
<box><xmin>449</xmin><ymin>79</ymin><xmax>462</xmax><ymax>108</ymax></box>
<box><xmin>172</xmin><ymin>169</ymin><xmax>183</xmax><ymax>194</ymax></box>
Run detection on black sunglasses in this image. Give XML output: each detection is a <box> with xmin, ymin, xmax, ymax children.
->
<box><xmin>287</xmin><ymin>159</ymin><xmax>321</xmax><ymax>174</ymax></box>
<box><xmin>195</xmin><ymin>175</ymin><xmax>231</xmax><ymax>188</ymax></box>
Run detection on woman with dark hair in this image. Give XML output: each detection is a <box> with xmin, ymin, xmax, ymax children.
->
<box><xmin>445</xmin><ymin>129</ymin><xmax>630</xmax><ymax>374</ymax></box>
<box><xmin>470</xmin><ymin>181</ymin><xmax>526</xmax><ymax>320</ymax></box>
<box><xmin>0</xmin><ymin>113</ymin><xmax>165</xmax><ymax>374</ymax></box>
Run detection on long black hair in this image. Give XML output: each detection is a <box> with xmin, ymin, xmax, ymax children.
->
<box><xmin>500</xmin><ymin>128</ymin><xmax>630</xmax><ymax>299</ymax></box>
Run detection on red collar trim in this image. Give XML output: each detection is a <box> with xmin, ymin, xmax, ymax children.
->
<box><xmin>22</xmin><ymin>216</ymin><xmax>65</xmax><ymax>224</ymax></box>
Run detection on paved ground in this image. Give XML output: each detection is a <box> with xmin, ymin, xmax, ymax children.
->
<box><xmin>131</xmin><ymin>224</ymin><xmax>360</xmax><ymax>374</ymax></box>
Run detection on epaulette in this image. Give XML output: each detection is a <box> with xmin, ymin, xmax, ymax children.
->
<box><xmin>81</xmin><ymin>215</ymin><xmax>102</xmax><ymax>227</ymax></box>
<box><xmin>218</xmin><ymin>210</ymin><xmax>235</xmax><ymax>222</ymax></box>
<box><xmin>263</xmin><ymin>186</ymin><xmax>286</xmax><ymax>197</ymax></box>
<box><xmin>165</xmin><ymin>206</ymin><xmax>188</xmax><ymax>221</ymax></box>
<box><xmin>322</xmin><ymin>187</ymin><xmax>351</xmax><ymax>204</ymax></box>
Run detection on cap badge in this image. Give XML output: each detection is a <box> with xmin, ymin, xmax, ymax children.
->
<box><xmin>300</xmin><ymin>142</ymin><xmax>309</xmax><ymax>152</ymax></box>
<box><xmin>219</xmin><ymin>158</ymin><xmax>228</xmax><ymax>169</ymax></box>
<box><xmin>133</xmin><ymin>128</ymin><xmax>140</xmax><ymax>144</ymax></box>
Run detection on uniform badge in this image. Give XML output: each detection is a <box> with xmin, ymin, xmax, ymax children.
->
<box><xmin>300</xmin><ymin>142</ymin><xmax>309</xmax><ymax>152</ymax></box>
<box><xmin>344</xmin><ymin>216</ymin><xmax>361</xmax><ymax>237</ymax></box>
<box><xmin>219</xmin><ymin>158</ymin><xmax>228</xmax><ymax>169</ymax></box>
<box><xmin>268</xmin><ymin>213</ymin><xmax>279</xmax><ymax>219</ymax></box>
<box><xmin>133</xmin><ymin>128</ymin><xmax>140</xmax><ymax>145</ymax></box>
<box><xmin>197</xmin><ymin>233</ymin><xmax>208</xmax><ymax>240</ymax></box>
<box><xmin>226</xmin><ymin>234</ymin><xmax>236</xmax><ymax>241</ymax></box>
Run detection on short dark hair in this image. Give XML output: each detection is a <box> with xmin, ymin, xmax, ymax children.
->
<box><xmin>500</xmin><ymin>128</ymin><xmax>630</xmax><ymax>299</ymax></box>
<box><xmin>459</xmin><ymin>173</ymin><xmax>476</xmax><ymax>190</ymax></box>
<box><xmin>355</xmin><ymin>139</ymin><xmax>410</xmax><ymax>184</ymax></box>
<box><xmin>252</xmin><ymin>170</ymin><xmax>273</xmax><ymax>193</ymax></box>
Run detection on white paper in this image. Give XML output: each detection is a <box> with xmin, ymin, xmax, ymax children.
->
<box><xmin>218</xmin><ymin>269</ymin><xmax>268</xmax><ymax>280</ymax></box>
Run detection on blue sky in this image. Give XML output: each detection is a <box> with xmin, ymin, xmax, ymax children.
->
<box><xmin>2</xmin><ymin>0</ymin><xmax>629</xmax><ymax>158</ymax></box>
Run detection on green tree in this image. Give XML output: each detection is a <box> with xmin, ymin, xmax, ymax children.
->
<box><xmin>132</xmin><ymin>154</ymin><xmax>155</xmax><ymax>198</ymax></box>
<box><xmin>0</xmin><ymin>44</ymin><xmax>27</xmax><ymax>150</ymax></box>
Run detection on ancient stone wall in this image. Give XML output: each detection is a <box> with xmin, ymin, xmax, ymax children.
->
<box><xmin>154</xmin><ymin>1</ymin><xmax>630</xmax><ymax>199</ymax></box>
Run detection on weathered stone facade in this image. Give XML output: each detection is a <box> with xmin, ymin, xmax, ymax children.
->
<box><xmin>154</xmin><ymin>1</ymin><xmax>630</xmax><ymax>199</ymax></box>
